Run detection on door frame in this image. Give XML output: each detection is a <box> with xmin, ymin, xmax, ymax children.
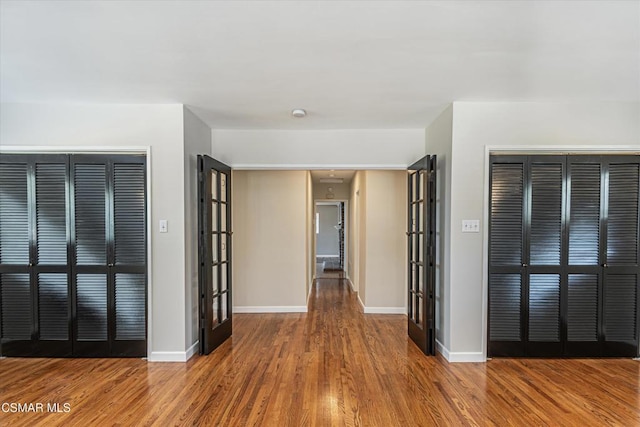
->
<box><xmin>0</xmin><ymin>146</ymin><xmax>153</xmax><ymax>358</ymax></box>
<box><xmin>482</xmin><ymin>145</ymin><xmax>640</xmax><ymax>360</ymax></box>
<box><xmin>314</xmin><ymin>200</ymin><xmax>349</xmax><ymax>284</ymax></box>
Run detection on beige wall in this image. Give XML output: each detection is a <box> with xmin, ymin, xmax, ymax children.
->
<box><xmin>362</xmin><ymin>171</ymin><xmax>407</xmax><ymax>311</ymax></box>
<box><xmin>313</xmin><ymin>182</ymin><xmax>351</xmax><ymax>200</ymax></box>
<box><xmin>348</xmin><ymin>171</ymin><xmax>366</xmax><ymax>297</ymax></box>
<box><xmin>232</xmin><ymin>170</ymin><xmax>308</xmax><ymax>310</ymax></box>
<box><xmin>306</xmin><ymin>171</ymin><xmax>314</xmax><ymax>296</ymax></box>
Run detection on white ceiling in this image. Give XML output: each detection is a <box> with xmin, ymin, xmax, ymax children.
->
<box><xmin>1</xmin><ymin>1</ymin><xmax>638</xmax><ymax>129</ymax></box>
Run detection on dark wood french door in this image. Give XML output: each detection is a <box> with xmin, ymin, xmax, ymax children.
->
<box><xmin>488</xmin><ymin>154</ymin><xmax>640</xmax><ymax>358</ymax></box>
<box><xmin>198</xmin><ymin>155</ymin><xmax>232</xmax><ymax>355</ymax></box>
<box><xmin>407</xmin><ymin>155</ymin><xmax>437</xmax><ymax>355</ymax></box>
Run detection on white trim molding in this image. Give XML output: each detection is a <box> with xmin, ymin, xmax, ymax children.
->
<box><xmin>185</xmin><ymin>341</ymin><xmax>199</xmax><ymax>361</ymax></box>
<box><xmin>446</xmin><ymin>352</ymin><xmax>486</xmax><ymax>363</ymax></box>
<box><xmin>347</xmin><ymin>278</ymin><xmax>356</xmax><ymax>293</ymax></box>
<box><xmin>148</xmin><ymin>351</ymin><xmax>190</xmax><ymax>363</ymax></box>
<box><xmin>436</xmin><ymin>340</ymin><xmax>449</xmax><ymax>360</ymax></box>
<box><xmin>234</xmin><ymin>306</ymin><xmax>308</xmax><ymax>313</ymax></box>
<box><xmin>436</xmin><ymin>340</ymin><xmax>485</xmax><ymax>362</ymax></box>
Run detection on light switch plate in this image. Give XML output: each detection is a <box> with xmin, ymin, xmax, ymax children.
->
<box><xmin>462</xmin><ymin>219</ymin><xmax>480</xmax><ymax>233</ymax></box>
<box><xmin>159</xmin><ymin>220</ymin><xmax>168</xmax><ymax>233</ymax></box>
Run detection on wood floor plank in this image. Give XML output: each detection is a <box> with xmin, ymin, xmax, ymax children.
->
<box><xmin>1</xmin><ymin>275</ymin><xmax>639</xmax><ymax>426</ymax></box>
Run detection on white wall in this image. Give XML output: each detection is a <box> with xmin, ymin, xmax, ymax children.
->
<box><xmin>183</xmin><ymin>106</ymin><xmax>212</xmax><ymax>352</ymax></box>
<box><xmin>232</xmin><ymin>170</ymin><xmax>308</xmax><ymax>311</ymax></box>
<box><xmin>316</xmin><ymin>205</ymin><xmax>340</xmax><ymax>256</ymax></box>
<box><xmin>0</xmin><ymin>103</ymin><xmax>188</xmax><ymax>360</ymax></box>
<box><xmin>212</xmin><ymin>129</ymin><xmax>425</xmax><ymax>168</ymax></box>
<box><xmin>424</xmin><ymin>105</ymin><xmax>453</xmax><ymax>352</ymax></box>
<box><xmin>447</xmin><ymin>101</ymin><xmax>640</xmax><ymax>362</ymax></box>
<box><xmin>362</xmin><ymin>171</ymin><xmax>407</xmax><ymax>313</ymax></box>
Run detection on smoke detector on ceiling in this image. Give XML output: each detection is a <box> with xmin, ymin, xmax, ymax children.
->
<box><xmin>291</xmin><ymin>108</ymin><xmax>307</xmax><ymax>118</ymax></box>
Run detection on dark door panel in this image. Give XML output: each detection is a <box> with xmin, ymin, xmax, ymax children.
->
<box><xmin>407</xmin><ymin>155</ymin><xmax>436</xmax><ymax>355</ymax></box>
<box><xmin>199</xmin><ymin>155</ymin><xmax>233</xmax><ymax>355</ymax></box>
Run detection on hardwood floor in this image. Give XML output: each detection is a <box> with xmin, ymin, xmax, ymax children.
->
<box><xmin>1</xmin><ymin>275</ymin><xmax>639</xmax><ymax>426</ymax></box>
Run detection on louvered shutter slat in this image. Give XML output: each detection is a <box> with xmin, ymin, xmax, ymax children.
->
<box><xmin>604</xmin><ymin>274</ymin><xmax>637</xmax><ymax>341</ymax></box>
<box><xmin>528</xmin><ymin>274</ymin><xmax>561</xmax><ymax>342</ymax></box>
<box><xmin>1</xmin><ymin>273</ymin><xmax>32</xmax><ymax>339</ymax></box>
<box><xmin>489</xmin><ymin>274</ymin><xmax>521</xmax><ymax>341</ymax></box>
<box><xmin>115</xmin><ymin>273</ymin><xmax>146</xmax><ymax>340</ymax></box>
<box><xmin>568</xmin><ymin>163</ymin><xmax>601</xmax><ymax>265</ymax></box>
<box><xmin>490</xmin><ymin>163</ymin><xmax>523</xmax><ymax>266</ymax></box>
<box><xmin>567</xmin><ymin>274</ymin><xmax>598</xmax><ymax>342</ymax></box>
<box><xmin>0</xmin><ymin>163</ymin><xmax>29</xmax><ymax>264</ymax></box>
<box><xmin>36</xmin><ymin>163</ymin><xmax>67</xmax><ymax>265</ymax></box>
<box><xmin>38</xmin><ymin>273</ymin><xmax>69</xmax><ymax>340</ymax></box>
<box><xmin>114</xmin><ymin>164</ymin><xmax>145</xmax><ymax>265</ymax></box>
<box><xmin>74</xmin><ymin>164</ymin><xmax>106</xmax><ymax>265</ymax></box>
<box><xmin>530</xmin><ymin>164</ymin><xmax>562</xmax><ymax>265</ymax></box>
<box><xmin>607</xmin><ymin>163</ymin><xmax>639</xmax><ymax>266</ymax></box>
<box><xmin>76</xmin><ymin>274</ymin><xmax>107</xmax><ymax>340</ymax></box>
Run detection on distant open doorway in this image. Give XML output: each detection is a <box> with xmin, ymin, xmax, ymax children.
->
<box><xmin>315</xmin><ymin>201</ymin><xmax>347</xmax><ymax>278</ymax></box>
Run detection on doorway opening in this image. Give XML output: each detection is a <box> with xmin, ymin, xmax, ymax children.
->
<box><xmin>315</xmin><ymin>201</ymin><xmax>347</xmax><ymax>280</ymax></box>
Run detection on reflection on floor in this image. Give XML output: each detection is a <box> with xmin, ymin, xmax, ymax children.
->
<box><xmin>1</xmin><ymin>273</ymin><xmax>639</xmax><ymax>425</ymax></box>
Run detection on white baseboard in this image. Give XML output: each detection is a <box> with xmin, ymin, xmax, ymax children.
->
<box><xmin>347</xmin><ymin>278</ymin><xmax>356</xmax><ymax>292</ymax></box>
<box><xmin>435</xmin><ymin>340</ymin><xmax>486</xmax><ymax>363</ymax></box>
<box><xmin>148</xmin><ymin>351</ymin><xmax>190</xmax><ymax>362</ymax></box>
<box><xmin>447</xmin><ymin>352</ymin><xmax>485</xmax><ymax>363</ymax></box>
<box><xmin>436</xmin><ymin>339</ymin><xmax>449</xmax><ymax>360</ymax></box>
<box><xmin>362</xmin><ymin>306</ymin><xmax>406</xmax><ymax>314</ymax></box>
<box><xmin>234</xmin><ymin>306</ymin><xmax>308</xmax><ymax>313</ymax></box>
<box><xmin>358</xmin><ymin>295</ymin><xmax>365</xmax><ymax>311</ymax></box>
<box><xmin>186</xmin><ymin>341</ymin><xmax>199</xmax><ymax>361</ymax></box>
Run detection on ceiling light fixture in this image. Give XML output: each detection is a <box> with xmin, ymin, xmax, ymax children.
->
<box><xmin>291</xmin><ymin>108</ymin><xmax>306</xmax><ymax>118</ymax></box>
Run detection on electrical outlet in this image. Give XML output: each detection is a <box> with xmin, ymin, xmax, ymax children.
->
<box><xmin>159</xmin><ymin>220</ymin><xmax>168</xmax><ymax>233</ymax></box>
<box><xmin>462</xmin><ymin>220</ymin><xmax>480</xmax><ymax>233</ymax></box>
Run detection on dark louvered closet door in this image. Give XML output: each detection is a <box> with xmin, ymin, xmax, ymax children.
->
<box><xmin>602</xmin><ymin>159</ymin><xmax>639</xmax><ymax>356</ymax></box>
<box><xmin>1</xmin><ymin>154</ymin><xmax>146</xmax><ymax>358</ymax></box>
<box><xmin>490</xmin><ymin>154</ymin><xmax>639</xmax><ymax>358</ymax></box>
<box><xmin>33</xmin><ymin>157</ymin><xmax>72</xmax><ymax>356</ymax></box>
<box><xmin>566</xmin><ymin>159</ymin><xmax>602</xmax><ymax>356</ymax></box>
<box><xmin>526</xmin><ymin>157</ymin><xmax>565</xmax><ymax>356</ymax></box>
<box><xmin>72</xmin><ymin>158</ymin><xmax>110</xmax><ymax>356</ymax></box>
<box><xmin>111</xmin><ymin>159</ymin><xmax>147</xmax><ymax>357</ymax></box>
<box><xmin>71</xmin><ymin>155</ymin><xmax>147</xmax><ymax>357</ymax></box>
<box><xmin>0</xmin><ymin>157</ymin><xmax>31</xmax><ymax>356</ymax></box>
<box><xmin>488</xmin><ymin>157</ymin><xmax>525</xmax><ymax>356</ymax></box>
<box><xmin>1</xmin><ymin>155</ymin><xmax>72</xmax><ymax>357</ymax></box>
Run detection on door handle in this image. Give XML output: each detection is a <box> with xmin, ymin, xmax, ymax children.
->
<box><xmin>522</xmin><ymin>263</ymin><xmax>528</xmax><ymax>268</ymax></box>
<box><xmin>602</xmin><ymin>263</ymin><xmax>608</xmax><ymax>268</ymax></box>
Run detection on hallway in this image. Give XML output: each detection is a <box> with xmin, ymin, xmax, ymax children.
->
<box><xmin>1</xmin><ymin>276</ymin><xmax>639</xmax><ymax>425</ymax></box>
